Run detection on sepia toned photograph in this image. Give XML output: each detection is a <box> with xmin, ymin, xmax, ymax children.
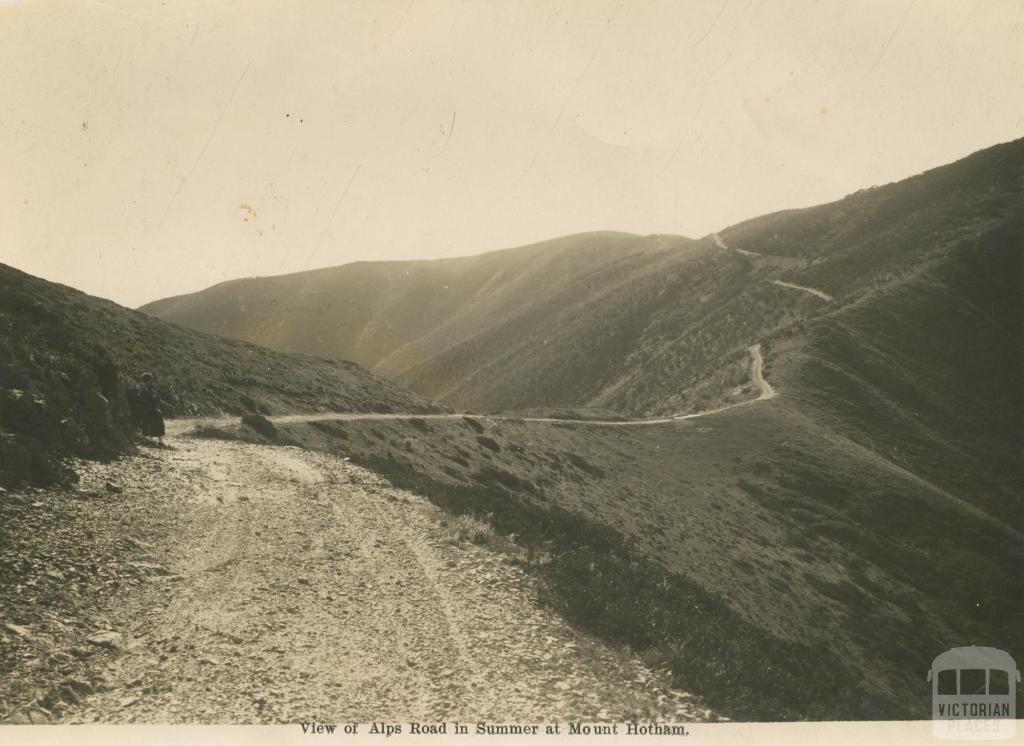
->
<box><xmin>1</xmin><ymin>0</ymin><xmax>1022</xmax><ymax>741</ymax></box>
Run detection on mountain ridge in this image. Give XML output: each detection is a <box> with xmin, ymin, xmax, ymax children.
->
<box><xmin>140</xmin><ymin>137</ymin><xmax>1024</xmax><ymax>421</ymax></box>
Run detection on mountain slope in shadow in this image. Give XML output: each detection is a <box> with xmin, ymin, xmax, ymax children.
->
<box><xmin>0</xmin><ymin>264</ymin><xmax>439</xmax><ymax>488</ymax></box>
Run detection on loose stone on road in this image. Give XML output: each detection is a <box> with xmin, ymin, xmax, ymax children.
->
<box><xmin>65</xmin><ymin>435</ymin><xmax>716</xmax><ymax>724</ymax></box>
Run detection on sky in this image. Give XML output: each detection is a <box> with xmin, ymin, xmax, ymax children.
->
<box><xmin>1</xmin><ymin>0</ymin><xmax>1023</xmax><ymax>307</ymax></box>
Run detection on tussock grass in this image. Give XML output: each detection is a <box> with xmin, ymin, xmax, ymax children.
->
<box><xmin>439</xmin><ymin>513</ymin><xmax>497</xmax><ymax>548</ymax></box>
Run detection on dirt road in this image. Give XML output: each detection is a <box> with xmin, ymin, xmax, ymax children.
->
<box><xmin>769</xmin><ymin>279</ymin><xmax>833</xmax><ymax>302</ymax></box>
<box><xmin>65</xmin><ymin>436</ymin><xmax>715</xmax><ymax>724</ymax></box>
<box><xmin>712</xmin><ymin>232</ymin><xmax>760</xmax><ymax>257</ymax></box>
<box><xmin>172</xmin><ymin>345</ymin><xmax>776</xmax><ymax>435</ymax></box>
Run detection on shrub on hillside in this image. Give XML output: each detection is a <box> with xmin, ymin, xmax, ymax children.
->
<box><xmin>241</xmin><ymin>413</ymin><xmax>278</xmax><ymax>440</ymax></box>
<box><xmin>439</xmin><ymin>513</ymin><xmax>496</xmax><ymax>547</ymax></box>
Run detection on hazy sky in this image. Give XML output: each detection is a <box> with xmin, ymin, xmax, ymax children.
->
<box><xmin>2</xmin><ymin>0</ymin><xmax>1022</xmax><ymax>307</ymax></box>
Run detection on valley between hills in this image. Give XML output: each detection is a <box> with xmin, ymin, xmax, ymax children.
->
<box><xmin>2</xmin><ymin>137</ymin><xmax>1022</xmax><ymax>723</ymax></box>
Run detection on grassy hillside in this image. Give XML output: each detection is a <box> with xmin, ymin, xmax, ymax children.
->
<box><xmin>142</xmin><ymin>139</ymin><xmax>1024</xmax><ymax>424</ymax></box>
<box><xmin>142</xmin><ymin>230</ymin><xmax>777</xmax><ymax>416</ymax></box>
<box><xmin>0</xmin><ymin>264</ymin><xmax>439</xmax><ymax>488</ymax></box>
<box><xmin>771</xmin><ymin>215</ymin><xmax>1024</xmax><ymax>532</ymax></box>
<box><xmin>213</xmin><ymin>395</ymin><xmax>1021</xmax><ymax>721</ymax></box>
<box><xmin>140</xmin><ymin>230</ymin><xmax>678</xmax><ymax>381</ymax></box>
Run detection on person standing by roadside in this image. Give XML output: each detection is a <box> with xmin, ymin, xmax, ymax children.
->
<box><xmin>130</xmin><ymin>372</ymin><xmax>165</xmax><ymax>446</ymax></box>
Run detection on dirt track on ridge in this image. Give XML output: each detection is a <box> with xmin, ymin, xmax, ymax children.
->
<box><xmin>64</xmin><ymin>435</ymin><xmax>716</xmax><ymax>724</ymax></box>
<box><xmin>172</xmin><ymin>345</ymin><xmax>776</xmax><ymax>435</ymax></box>
<box><xmin>769</xmin><ymin>280</ymin><xmax>833</xmax><ymax>302</ymax></box>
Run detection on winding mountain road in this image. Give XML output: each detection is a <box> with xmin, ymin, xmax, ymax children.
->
<box><xmin>712</xmin><ymin>232</ymin><xmax>762</xmax><ymax>257</ymax></box>
<box><xmin>710</xmin><ymin>232</ymin><xmax>832</xmax><ymax>299</ymax></box>
<box><xmin>769</xmin><ymin>280</ymin><xmax>833</xmax><ymax>302</ymax></box>
<box><xmin>171</xmin><ymin>345</ymin><xmax>777</xmax><ymax>435</ymax></box>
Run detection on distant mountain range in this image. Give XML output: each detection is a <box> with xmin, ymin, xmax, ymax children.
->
<box><xmin>143</xmin><ymin>137</ymin><xmax>1024</xmax><ymax>522</ymax></box>
<box><xmin>142</xmin><ymin>139</ymin><xmax>1024</xmax><ymax>423</ymax></box>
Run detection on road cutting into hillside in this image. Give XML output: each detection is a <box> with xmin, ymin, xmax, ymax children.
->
<box><xmin>712</xmin><ymin>233</ymin><xmax>829</xmax><ymax>291</ymax></box>
<box><xmin>712</xmin><ymin>232</ymin><xmax>762</xmax><ymax>257</ymax></box>
<box><xmin>64</xmin><ymin>436</ymin><xmax>715</xmax><ymax>724</ymax></box>
<box><xmin>769</xmin><ymin>280</ymin><xmax>833</xmax><ymax>302</ymax></box>
<box><xmin>170</xmin><ymin>344</ymin><xmax>777</xmax><ymax>435</ymax></box>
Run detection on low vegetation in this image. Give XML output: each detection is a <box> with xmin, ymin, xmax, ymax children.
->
<box><xmin>249</xmin><ymin>398</ymin><xmax>1022</xmax><ymax>721</ymax></box>
<box><xmin>0</xmin><ymin>264</ymin><xmax>440</xmax><ymax>488</ymax></box>
<box><xmin>438</xmin><ymin>513</ymin><xmax>497</xmax><ymax>548</ymax></box>
<box><xmin>143</xmin><ymin>139</ymin><xmax>1024</xmax><ymax>423</ymax></box>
